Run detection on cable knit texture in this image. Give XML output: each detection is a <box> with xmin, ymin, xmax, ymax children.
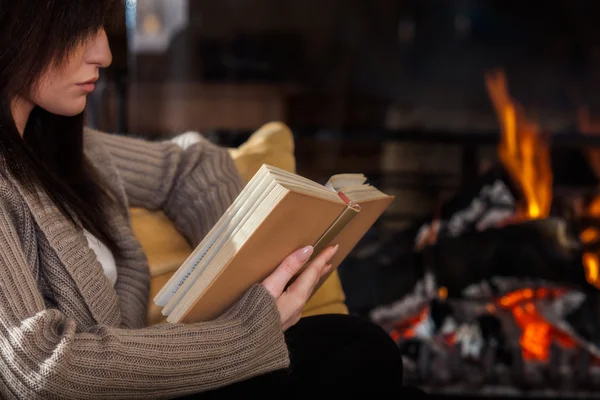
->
<box><xmin>0</xmin><ymin>128</ymin><xmax>289</xmax><ymax>399</ymax></box>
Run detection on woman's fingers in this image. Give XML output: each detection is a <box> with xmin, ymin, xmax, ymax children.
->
<box><xmin>262</xmin><ymin>245</ymin><xmax>314</xmax><ymax>298</ymax></box>
<box><xmin>287</xmin><ymin>245</ymin><xmax>339</xmax><ymax>301</ymax></box>
<box><xmin>273</xmin><ymin>244</ymin><xmax>340</xmax><ymax>331</ymax></box>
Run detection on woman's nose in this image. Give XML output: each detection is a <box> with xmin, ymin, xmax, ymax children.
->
<box><xmin>86</xmin><ymin>28</ymin><xmax>113</xmax><ymax>68</ymax></box>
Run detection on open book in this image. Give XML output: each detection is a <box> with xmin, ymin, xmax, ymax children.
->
<box><xmin>154</xmin><ymin>164</ymin><xmax>394</xmax><ymax>323</ymax></box>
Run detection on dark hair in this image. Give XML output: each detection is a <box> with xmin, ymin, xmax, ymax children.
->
<box><xmin>0</xmin><ymin>0</ymin><xmax>121</xmax><ymax>251</ymax></box>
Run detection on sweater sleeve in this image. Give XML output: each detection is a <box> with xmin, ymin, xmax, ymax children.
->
<box><xmin>90</xmin><ymin>130</ymin><xmax>244</xmax><ymax>246</ymax></box>
<box><xmin>0</xmin><ymin>191</ymin><xmax>289</xmax><ymax>399</ymax></box>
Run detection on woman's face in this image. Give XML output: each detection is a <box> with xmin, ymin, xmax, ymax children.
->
<box><xmin>31</xmin><ymin>28</ymin><xmax>113</xmax><ymax>116</ymax></box>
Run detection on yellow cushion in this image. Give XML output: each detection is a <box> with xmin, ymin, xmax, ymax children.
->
<box><xmin>228</xmin><ymin>121</ymin><xmax>296</xmax><ymax>183</ymax></box>
<box><xmin>133</xmin><ymin>122</ymin><xmax>348</xmax><ymax>325</ymax></box>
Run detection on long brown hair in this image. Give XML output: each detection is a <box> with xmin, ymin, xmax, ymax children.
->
<box><xmin>0</xmin><ymin>0</ymin><xmax>122</xmax><ymax>251</ymax></box>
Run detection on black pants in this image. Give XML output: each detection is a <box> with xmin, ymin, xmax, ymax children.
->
<box><xmin>180</xmin><ymin>314</ymin><xmax>427</xmax><ymax>398</ymax></box>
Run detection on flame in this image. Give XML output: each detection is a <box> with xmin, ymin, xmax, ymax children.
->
<box><xmin>484</xmin><ymin>71</ymin><xmax>586</xmax><ymax>359</ymax></box>
<box><xmin>496</xmin><ymin>288</ymin><xmax>574</xmax><ymax>361</ymax></box>
<box><xmin>580</xmin><ymin>196</ymin><xmax>600</xmax><ymax>289</ymax></box>
<box><xmin>583</xmin><ymin>253</ymin><xmax>600</xmax><ymax>287</ymax></box>
<box><xmin>577</xmin><ymin>109</ymin><xmax>600</xmax><ymax>288</ymax></box>
<box><xmin>485</xmin><ymin>70</ymin><xmax>552</xmax><ymax>219</ymax></box>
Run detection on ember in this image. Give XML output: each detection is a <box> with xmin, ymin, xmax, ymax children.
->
<box><xmin>495</xmin><ymin>288</ymin><xmax>573</xmax><ymax>362</ymax></box>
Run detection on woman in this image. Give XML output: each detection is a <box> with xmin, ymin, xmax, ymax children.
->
<box><xmin>0</xmin><ymin>1</ymin><xmax>422</xmax><ymax>399</ymax></box>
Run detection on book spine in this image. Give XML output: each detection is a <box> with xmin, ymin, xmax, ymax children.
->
<box><xmin>309</xmin><ymin>193</ymin><xmax>360</xmax><ymax>261</ymax></box>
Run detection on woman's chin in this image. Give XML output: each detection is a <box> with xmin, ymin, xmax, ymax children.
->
<box><xmin>43</xmin><ymin>99</ymin><xmax>87</xmax><ymax>117</ymax></box>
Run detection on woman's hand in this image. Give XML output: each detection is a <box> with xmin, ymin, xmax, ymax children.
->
<box><xmin>261</xmin><ymin>244</ymin><xmax>339</xmax><ymax>331</ymax></box>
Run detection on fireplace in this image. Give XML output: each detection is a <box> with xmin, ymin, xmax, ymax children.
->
<box><xmin>356</xmin><ymin>70</ymin><xmax>600</xmax><ymax>397</ymax></box>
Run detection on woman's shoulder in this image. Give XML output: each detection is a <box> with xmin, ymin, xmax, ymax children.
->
<box><xmin>82</xmin><ymin>127</ymin><xmax>116</xmax><ymax>155</ymax></box>
<box><xmin>83</xmin><ymin>127</ymin><xmax>149</xmax><ymax>149</ymax></box>
<box><xmin>81</xmin><ymin>128</ymin><xmax>131</xmax><ymax>209</ymax></box>
<box><xmin>82</xmin><ymin>127</ymin><xmax>151</xmax><ymax>169</ymax></box>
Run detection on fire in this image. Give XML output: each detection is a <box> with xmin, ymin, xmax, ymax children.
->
<box><xmin>484</xmin><ymin>70</ymin><xmax>579</xmax><ymax>362</ymax></box>
<box><xmin>389</xmin><ymin>307</ymin><xmax>429</xmax><ymax>344</ymax></box>
<box><xmin>496</xmin><ymin>288</ymin><xmax>574</xmax><ymax>361</ymax></box>
<box><xmin>400</xmin><ymin>307</ymin><xmax>429</xmax><ymax>340</ymax></box>
<box><xmin>393</xmin><ymin>288</ymin><xmax>574</xmax><ymax>362</ymax></box>
<box><xmin>391</xmin><ymin>305</ymin><xmax>456</xmax><ymax>347</ymax></box>
<box><xmin>485</xmin><ymin>70</ymin><xmax>552</xmax><ymax>219</ymax></box>
<box><xmin>392</xmin><ymin>72</ymin><xmax>597</xmax><ymax>366</ymax></box>
<box><xmin>577</xmin><ymin>109</ymin><xmax>600</xmax><ymax>288</ymax></box>
<box><xmin>580</xmin><ymin>196</ymin><xmax>600</xmax><ymax>288</ymax></box>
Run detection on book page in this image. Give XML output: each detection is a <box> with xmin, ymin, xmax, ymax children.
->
<box><xmin>341</xmin><ymin>186</ymin><xmax>390</xmax><ymax>202</ymax></box>
<box><xmin>325</xmin><ymin>174</ymin><xmax>368</xmax><ymax>192</ymax></box>
<box><xmin>161</xmin><ymin>178</ymin><xmax>282</xmax><ymax>315</ymax></box>
<box><xmin>154</xmin><ymin>165</ymin><xmax>272</xmax><ymax>306</ymax></box>
<box><xmin>167</xmin><ymin>186</ymin><xmax>290</xmax><ymax>322</ymax></box>
<box><xmin>325</xmin><ymin>173</ymin><xmax>391</xmax><ymax>203</ymax></box>
<box><xmin>268</xmin><ymin>166</ymin><xmax>332</xmax><ymax>193</ymax></box>
<box><xmin>279</xmin><ymin>182</ymin><xmax>342</xmax><ymax>203</ymax></box>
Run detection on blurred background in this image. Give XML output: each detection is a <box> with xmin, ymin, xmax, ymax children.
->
<box><xmin>93</xmin><ymin>1</ymin><xmax>600</xmax><ymax>396</ymax></box>
<box><xmin>93</xmin><ymin>0</ymin><xmax>600</xmax><ymax>225</ymax></box>
<box><xmin>96</xmin><ymin>0</ymin><xmax>600</xmax><ymax>134</ymax></box>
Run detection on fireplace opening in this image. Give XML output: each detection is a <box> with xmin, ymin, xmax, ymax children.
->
<box><xmin>355</xmin><ymin>70</ymin><xmax>600</xmax><ymax>396</ymax></box>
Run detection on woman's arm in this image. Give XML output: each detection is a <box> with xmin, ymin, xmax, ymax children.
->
<box><xmin>0</xmin><ymin>190</ymin><xmax>289</xmax><ymax>399</ymax></box>
<box><xmin>87</xmin><ymin>129</ymin><xmax>244</xmax><ymax>246</ymax></box>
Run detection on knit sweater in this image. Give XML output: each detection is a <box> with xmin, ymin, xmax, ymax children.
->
<box><xmin>0</xmin><ymin>129</ymin><xmax>290</xmax><ymax>399</ymax></box>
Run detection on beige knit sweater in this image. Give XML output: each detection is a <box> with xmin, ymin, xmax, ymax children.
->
<box><xmin>0</xmin><ymin>129</ymin><xmax>290</xmax><ymax>399</ymax></box>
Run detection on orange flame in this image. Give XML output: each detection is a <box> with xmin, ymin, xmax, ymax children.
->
<box><xmin>577</xmin><ymin>109</ymin><xmax>600</xmax><ymax>288</ymax></box>
<box><xmin>485</xmin><ymin>70</ymin><xmax>552</xmax><ymax>219</ymax></box>
<box><xmin>484</xmin><ymin>70</ymin><xmax>580</xmax><ymax>361</ymax></box>
<box><xmin>580</xmin><ymin>196</ymin><xmax>600</xmax><ymax>289</ymax></box>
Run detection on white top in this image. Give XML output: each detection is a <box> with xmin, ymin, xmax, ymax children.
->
<box><xmin>83</xmin><ymin>230</ymin><xmax>117</xmax><ymax>287</ymax></box>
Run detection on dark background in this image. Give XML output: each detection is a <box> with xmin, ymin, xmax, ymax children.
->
<box><xmin>90</xmin><ymin>0</ymin><xmax>600</xmax><ymax>232</ymax></box>
<box><xmin>108</xmin><ymin>0</ymin><xmax>600</xmax><ymax>135</ymax></box>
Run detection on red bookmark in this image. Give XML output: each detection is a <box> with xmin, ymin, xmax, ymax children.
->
<box><xmin>338</xmin><ymin>191</ymin><xmax>351</xmax><ymax>205</ymax></box>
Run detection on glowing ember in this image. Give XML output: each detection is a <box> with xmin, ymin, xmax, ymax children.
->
<box><xmin>401</xmin><ymin>307</ymin><xmax>429</xmax><ymax>339</ymax></box>
<box><xmin>393</xmin><ymin>288</ymin><xmax>575</xmax><ymax>363</ymax></box>
<box><xmin>438</xmin><ymin>286</ymin><xmax>448</xmax><ymax>300</ymax></box>
<box><xmin>496</xmin><ymin>288</ymin><xmax>574</xmax><ymax>361</ymax></box>
<box><xmin>391</xmin><ymin>305</ymin><xmax>457</xmax><ymax>347</ymax></box>
<box><xmin>583</xmin><ymin>253</ymin><xmax>600</xmax><ymax>288</ymax></box>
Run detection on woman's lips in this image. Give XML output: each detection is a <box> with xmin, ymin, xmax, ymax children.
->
<box><xmin>77</xmin><ymin>83</ymin><xmax>96</xmax><ymax>92</ymax></box>
<box><xmin>77</xmin><ymin>78</ymin><xmax>98</xmax><ymax>93</ymax></box>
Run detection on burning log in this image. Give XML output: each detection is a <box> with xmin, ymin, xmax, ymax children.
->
<box><xmin>419</xmin><ymin>217</ymin><xmax>590</xmax><ymax>297</ymax></box>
